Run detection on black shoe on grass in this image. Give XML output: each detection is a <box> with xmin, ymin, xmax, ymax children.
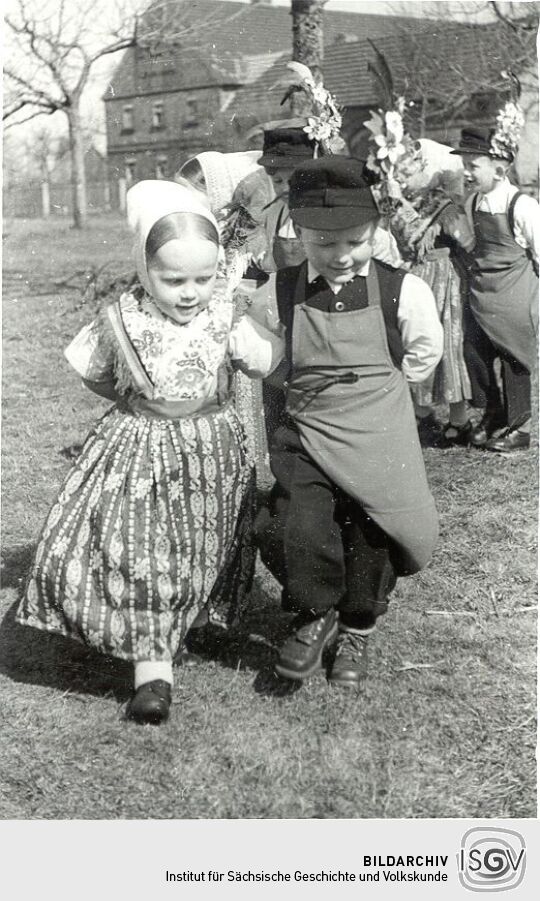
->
<box><xmin>328</xmin><ymin>628</ymin><xmax>369</xmax><ymax>689</ymax></box>
<box><xmin>275</xmin><ymin>609</ymin><xmax>338</xmax><ymax>682</ymax></box>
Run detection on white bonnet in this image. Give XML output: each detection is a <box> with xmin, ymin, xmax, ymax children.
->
<box><xmin>182</xmin><ymin>151</ymin><xmax>263</xmax><ymax>212</ymax></box>
<box><xmin>406</xmin><ymin>139</ymin><xmax>465</xmax><ymax>195</ymax></box>
<box><xmin>126</xmin><ymin>179</ymin><xmax>219</xmax><ymax>295</ymax></box>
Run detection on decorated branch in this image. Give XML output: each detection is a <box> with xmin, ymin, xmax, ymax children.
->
<box><xmin>281</xmin><ymin>61</ymin><xmax>345</xmax><ymax>155</ymax></box>
<box><xmin>490</xmin><ymin>70</ymin><xmax>524</xmax><ymax>162</ymax></box>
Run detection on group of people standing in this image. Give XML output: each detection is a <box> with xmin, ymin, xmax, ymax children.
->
<box><xmin>16</xmin><ymin>81</ymin><xmax>538</xmax><ymax>725</ymax></box>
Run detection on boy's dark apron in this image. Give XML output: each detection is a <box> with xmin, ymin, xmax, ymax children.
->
<box><xmin>285</xmin><ymin>264</ymin><xmax>438</xmax><ymax>574</ymax></box>
<box><xmin>468</xmin><ymin>195</ymin><xmax>538</xmax><ymax>371</ymax></box>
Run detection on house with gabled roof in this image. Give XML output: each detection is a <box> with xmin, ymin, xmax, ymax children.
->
<box><xmin>226</xmin><ymin>21</ymin><xmax>538</xmax><ymax>186</ymax></box>
<box><xmin>104</xmin><ymin>0</ymin><xmax>538</xmax><ymax>201</ymax></box>
<box><xmin>104</xmin><ymin>0</ymin><xmax>439</xmax><ymax>198</ymax></box>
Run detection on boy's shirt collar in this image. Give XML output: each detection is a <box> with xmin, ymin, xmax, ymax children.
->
<box><xmin>307</xmin><ymin>260</ymin><xmax>371</xmax><ymax>294</ymax></box>
<box><xmin>477</xmin><ymin>177</ymin><xmax>514</xmax><ymax>210</ymax></box>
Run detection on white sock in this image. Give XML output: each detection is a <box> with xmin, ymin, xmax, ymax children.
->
<box><xmin>134</xmin><ymin>661</ymin><xmax>173</xmax><ymax>690</ymax></box>
<box><xmin>339</xmin><ymin>624</ymin><xmax>375</xmax><ymax>636</ymax></box>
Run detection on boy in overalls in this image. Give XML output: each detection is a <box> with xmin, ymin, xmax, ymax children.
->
<box><xmin>255</xmin><ymin>158</ymin><xmax>443</xmax><ymax>688</ymax></box>
<box><xmin>453</xmin><ymin>126</ymin><xmax>539</xmax><ymax>452</ymax></box>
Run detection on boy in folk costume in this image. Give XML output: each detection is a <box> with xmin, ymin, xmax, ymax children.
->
<box><xmin>255</xmin><ymin>126</ymin><xmax>318</xmax><ymax>272</ymax></box>
<box><xmin>452</xmin><ymin>99</ymin><xmax>539</xmax><ymax>452</ymax></box>
<box><xmin>255</xmin><ymin>158</ymin><xmax>443</xmax><ymax>688</ymax></box>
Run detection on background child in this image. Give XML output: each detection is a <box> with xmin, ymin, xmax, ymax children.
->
<box><xmin>178</xmin><ymin>150</ymin><xmax>275</xmax><ymax>475</ymax></box>
<box><xmin>453</xmin><ymin>123</ymin><xmax>539</xmax><ymax>452</ymax></box>
<box><xmin>17</xmin><ymin>180</ymin><xmax>283</xmax><ymax>725</ymax></box>
<box><xmin>255</xmin><ymin>158</ymin><xmax>443</xmax><ymax>689</ymax></box>
<box><xmin>381</xmin><ymin>139</ymin><xmax>475</xmax><ymax>446</ymax></box>
<box><xmin>255</xmin><ymin>126</ymin><xmax>317</xmax><ymax>271</ymax></box>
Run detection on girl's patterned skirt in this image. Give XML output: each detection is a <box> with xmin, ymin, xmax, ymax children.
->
<box><xmin>410</xmin><ymin>249</ymin><xmax>472</xmax><ymax>406</ymax></box>
<box><xmin>17</xmin><ymin>401</ymin><xmax>256</xmax><ymax>662</ymax></box>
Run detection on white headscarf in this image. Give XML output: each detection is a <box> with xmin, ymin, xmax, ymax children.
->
<box><xmin>181</xmin><ymin>151</ymin><xmax>263</xmax><ymax>212</ymax></box>
<box><xmin>126</xmin><ymin>179</ymin><xmax>220</xmax><ymax>295</ymax></box>
<box><xmin>406</xmin><ymin>139</ymin><xmax>465</xmax><ymax>196</ymax></box>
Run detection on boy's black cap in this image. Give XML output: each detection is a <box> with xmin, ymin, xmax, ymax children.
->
<box><xmin>451</xmin><ymin>125</ymin><xmax>514</xmax><ymax>161</ymax></box>
<box><xmin>258</xmin><ymin>127</ymin><xmax>316</xmax><ymax>169</ymax></box>
<box><xmin>288</xmin><ymin>157</ymin><xmax>379</xmax><ymax>230</ymax></box>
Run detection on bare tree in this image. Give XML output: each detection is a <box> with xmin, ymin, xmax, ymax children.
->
<box><xmin>488</xmin><ymin>0</ymin><xmax>540</xmax><ymax>31</ymax></box>
<box><xmin>27</xmin><ymin>124</ymin><xmax>71</xmax><ymax>179</ymax></box>
<box><xmin>380</xmin><ymin>1</ymin><xmax>538</xmax><ymax>139</ymax></box>
<box><xmin>289</xmin><ymin>0</ymin><xmax>326</xmax><ymax>114</ymax></box>
<box><xmin>3</xmin><ymin>0</ymin><xmax>223</xmax><ymax>228</ymax></box>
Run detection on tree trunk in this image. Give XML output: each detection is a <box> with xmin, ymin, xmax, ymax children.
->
<box><xmin>67</xmin><ymin>104</ymin><xmax>88</xmax><ymax>229</ymax></box>
<box><xmin>290</xmin><ymin>0</ymin><xmax>325</xmax><ymax>115</ymax></box>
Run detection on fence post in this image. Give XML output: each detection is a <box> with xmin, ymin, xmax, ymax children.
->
<box><xmin>104</xmin><ymin>181</ymin><xmax>111</xmax><ymax>211</ymax></box>
<box><xmin>118</xmin><ymin>177</ymin><xmax>127</xmax><ymax>212</ymax></box>
<box><xmin>41</xmin><ymin>181</ymin><xmax>50</xmax><ymax>218</ymax></box>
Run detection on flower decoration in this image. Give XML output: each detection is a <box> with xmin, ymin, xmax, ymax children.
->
<box><xmin>281</xmin><ymin>61</ymin><xmax>345</xmax><ymax>155</ymax></box>
<box><xmin>364</xmin><ymin>100</ymin><xmax>420</xmax><ymax>184</ymax></box>
<box><xmin>363</xmin><ymin>45</ymin><xmax>458</xmax><ymax>263</ymax></box>
<box><xmin>490</xmin><ymin>100</ymin><xmax>524</xmax><ymax>161</ymax></box>
<box><xmin>215</xmin><ymin>200</ymin><xmax>265</xmax><ymax>292</ymax></box>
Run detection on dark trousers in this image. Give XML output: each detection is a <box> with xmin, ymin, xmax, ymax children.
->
<box><xmin>262</xmin><ymin>382</ymin><xmax>287</xmax><ymax>447</ymax></box>
<box><xmin>254</xmin><ymin>424</ymin><xmax>397</xmax><ymax>630</ymax></box>
<box><xmin>463</xmin><ymin>302</ymin><xmax>531</xmax><ymax>430</ymax></box>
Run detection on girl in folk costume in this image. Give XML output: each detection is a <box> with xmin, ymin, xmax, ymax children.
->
<box><xmin>17</xmin><ymin>181</ymin><xmax>283</xmax><ymax>725</ymax></box>
<box><xmin>452</xmin><ymin>84</ymin><xmax>539</xmax><ymax>453</ymax></box>
<box><xmin>363</xmin><ymin>52</ymin><xmax>475</xmax><ymax>446</ymax></box>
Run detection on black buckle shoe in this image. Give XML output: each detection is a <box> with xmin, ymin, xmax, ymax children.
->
<box><xmin>486</xmin><ymin>428</ymin><xmax>530</xmax><ymax>453</ymax></box>
<box><xmin>328</xmin><ymin>628</ymin><xmax>369</xmax><ymax>689</ymax></box>
<box><xmin>127</xmin><ymin>679</ymin><xmax>172</xmax><ymax>725</ymax></box>
<box><xmin>275</xmin><ymin>609</ymin><xmax>338</xmax><ymax>681</ymax></box>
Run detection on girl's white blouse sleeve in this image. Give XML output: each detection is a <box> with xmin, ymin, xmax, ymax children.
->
<box><xmin>64</xmin><ymin>319</ymin><xmax>114</xmax><ymax>382</ymax></box>
<box><xmin>228</xmin><ymin>314</ymin><xmax>285</xmax><ymax>378</ymax></box>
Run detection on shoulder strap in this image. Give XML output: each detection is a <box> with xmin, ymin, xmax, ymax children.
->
<box><xmin>276</xmin><ymin>263</ymin><xmax>307</xmax><ymax>368</ymax></box>
<box><xmin>507</xmin><ymin>190</ymin><xmax>525</xmax><ymax>235</ymax></box>
<box><xmin>105</xmin><ymin>299</ymin><xmax>154</xmax><ymax>399</ymax></box>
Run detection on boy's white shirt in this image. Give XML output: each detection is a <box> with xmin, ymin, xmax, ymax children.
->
<box><xmin>306</xmin><ymin>261</ymin><xmax>443</xmax><ymax>384</ymax></box>
<box><xmin>469</xmin><ymin>177</ymin><xmax>540</xmax><ymax>265</ymax></box>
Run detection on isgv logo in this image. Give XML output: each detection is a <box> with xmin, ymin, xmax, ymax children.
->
<box><xmin>458</xmin><ymin>827</ymin><xmax>526</xmax><ymax>892</ymax></box>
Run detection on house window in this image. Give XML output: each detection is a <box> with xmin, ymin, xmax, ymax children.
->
<box><xmin>184</xmin><ymin>96</ymin><xmax>199</xmax><ymax>127</ymax></box>
<box><xmin>121</xmin><ymin>105</ymin><xmax>134</xmax><ymax>133</ymax></box>
<box><xmin>125</xmin><ymin>158</ymin><xmax>137</xmax><ymax>184</ymax></box>
<box><xmin>155</xmin><ymin>156</ymin><xmax>168</xmax><ymax>179</ymax></box>
<box><xmin>152</xmin><ymin>100</ymin><xmax>165</xmax><ymax>130</ymax></box>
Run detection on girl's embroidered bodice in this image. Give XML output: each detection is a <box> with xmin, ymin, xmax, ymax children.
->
<box><xmin>122</xmin><ymin>292</ymin><xmax>233</xmax><ymax>400</ymax></box>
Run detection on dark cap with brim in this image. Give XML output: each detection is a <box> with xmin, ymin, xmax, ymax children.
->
<box><xmin>258</xmin><ymin>127</ymin><xmax>316</xmax><ymax>169</ymax></box>
<box><xmin>451</xmin><ymin>125</ymin><xmax>514</xmax><ymax>161</ymax></box>
<box><xmin>288</xmin><ymin>157</ymin><xmax>379</xmax><ymax>230</ymax></box>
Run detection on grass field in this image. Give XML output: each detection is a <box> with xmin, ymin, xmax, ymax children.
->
<box><xmin>1</xmin><ymin>215</ymin><xmax>537</xmax><ymax>820</ymax></box>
